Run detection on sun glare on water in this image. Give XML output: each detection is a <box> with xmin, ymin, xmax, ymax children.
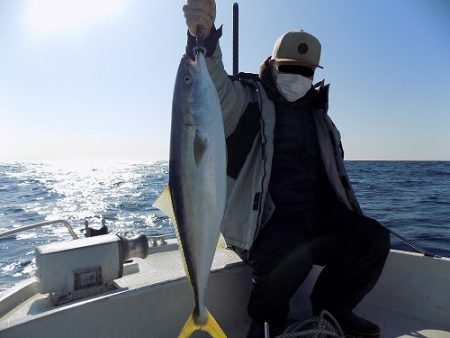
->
<box><xmin>24</xmin><ymin>0</ymin><xmax>128</xmax><ymax>35</ymax></box>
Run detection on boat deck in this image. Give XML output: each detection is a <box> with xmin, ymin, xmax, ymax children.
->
<box><xmin>355</xmin><ymin>304</ymin><xmax>450</xmax><ymax>338</ymax></box>
<box><xmin>1</xmin><ymin>243</ymin><xmax>449</xmax><ymax>337</ymax></box>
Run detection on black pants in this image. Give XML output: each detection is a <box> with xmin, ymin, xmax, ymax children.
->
<box><xmin>247</xmin><ymin>202</ymin><xmax>391</xmax><ymax>328</ymax></box>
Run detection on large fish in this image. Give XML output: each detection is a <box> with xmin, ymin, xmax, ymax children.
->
<box><xmin>153</xmin><ymin>38</ymin><xmax>227</xmax><ymax>337</ymax></box>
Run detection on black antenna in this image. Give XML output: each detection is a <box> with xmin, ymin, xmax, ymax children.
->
<box><xmin>232</xmin><ymin>2</ymin><xmax>239</xmax><ymax>75</ymax></box>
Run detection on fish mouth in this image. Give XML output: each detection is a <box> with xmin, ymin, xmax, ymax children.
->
<box><xmin>181</xmin><ymin>54</ymin><xmax>202</xmax><ymax>72</ymax></box>
<box><xmin>183</xmin><ymin>54</ymin><xmax>196</xmax><ymax>64</ymax></box>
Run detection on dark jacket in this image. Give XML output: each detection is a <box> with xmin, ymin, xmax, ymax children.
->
<box><xmin>186</xmin><ymin>29</ymin><xmax>362</xmax><ymax>251</ymax></box>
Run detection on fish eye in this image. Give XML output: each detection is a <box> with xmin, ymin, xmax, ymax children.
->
<box><xmin>184</xmin><ymin>75</ymin><xmax>192</xmax><ymax>85</ymax></box>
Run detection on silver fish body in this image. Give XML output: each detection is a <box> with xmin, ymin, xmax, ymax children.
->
<box><xmin>154</xmin><ymin>50</ymin><xmax>227</xmax><ymax>336</ymax></box>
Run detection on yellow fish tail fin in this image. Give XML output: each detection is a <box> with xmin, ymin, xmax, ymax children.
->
<box><xmin>202</xmin><ymin>310</ymin><xmax>227</xmax><ymax>338</ymax></box>
<box><xmin>178</xmin><ymin>309</ymin><xmax>227</xmax><ymax>338</ymax></box>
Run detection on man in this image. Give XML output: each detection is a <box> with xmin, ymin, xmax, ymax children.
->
<box><xmin>183</xmin><ymin>1</ymin><xmax>391</xmax><ymax>337</ymax></box>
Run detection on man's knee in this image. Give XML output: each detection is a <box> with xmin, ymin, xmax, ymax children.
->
<box><xmin>254</xmin><ymin>243</ymin><xmax>313</xmax><ymax>288</ymax></box>
<box><xmin>364</xmin><ymin>218</ymin><xmax>391</xmax><ymax>257</ymax></box>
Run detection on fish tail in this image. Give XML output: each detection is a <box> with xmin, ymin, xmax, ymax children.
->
<box><xmin>178</xmin><ymin>308</ymin><xmax>227</xmax><ymax>338</ymax></box>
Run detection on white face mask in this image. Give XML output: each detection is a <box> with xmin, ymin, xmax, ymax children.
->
<box><xmin>274</xmin><ymin>71</ymin><xmax>313</xmax><ymax>102</ymax></box>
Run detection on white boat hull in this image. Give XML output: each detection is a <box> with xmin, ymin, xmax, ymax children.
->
<box><xmin>1</xmin><ymin>245</ymin><xmax>449</xmax><ymax>337</ymax></box>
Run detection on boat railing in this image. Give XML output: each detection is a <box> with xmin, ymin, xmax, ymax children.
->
<box><xmin>0</xmin><ymin>219</ymin><xmax>175</xmax><ymax>250</ymax></box>
<box><xmin>0</xmin><ymin>220</ymin><xmax>79</xmax><ymax>240</ymax></box>
<box><xmin>2</xmin><ymin>219</ymin><xmax>437</xmax><ymax>258</ymax></box>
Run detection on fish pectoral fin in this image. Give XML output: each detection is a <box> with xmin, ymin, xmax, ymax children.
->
<box><xmin>153</xmin><ymin>185</ymin><xmax>177</xmax><ymax>226</ymax></box>
<box><xmin>217</xmin><ymin>233</ymin><xmax>227</xmax><ymax>249</ymax></box>
<box><xmin>178</xmin><ymin>309</ymin><xmax>227</xmax><ymax>338</ymax></box>
<box><xmin>194</xmin><ymin>130</ymin><xmax>207</xmax><ymax>167</ymax></box>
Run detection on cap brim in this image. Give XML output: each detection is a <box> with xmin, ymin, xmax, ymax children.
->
<box><xmin>273</xmin><ymin>58</ymin><xmax>323</xmax><ymax>69</ymax></box>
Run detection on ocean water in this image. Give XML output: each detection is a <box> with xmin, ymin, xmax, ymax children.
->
<box><xmin>0</xmin><ymin>160</ymin><xmax>449</xmax><ymax>292</ymax></box>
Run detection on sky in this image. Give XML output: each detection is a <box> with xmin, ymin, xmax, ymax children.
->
<box><xmin>0</xmin><ymin>0</ymin><xmax>449</xmax><ymax>162</ymax></box>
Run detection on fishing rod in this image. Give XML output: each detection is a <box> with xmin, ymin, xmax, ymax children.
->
<box><xmin>381</xmin><ymin>223</ymin><xmax>441</xmax><ymax>258</ymax></box>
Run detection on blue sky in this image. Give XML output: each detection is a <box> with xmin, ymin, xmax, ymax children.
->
<box><xmin>0</xmin><ymin>0</ymin><xmax>449</xmax><ymax>161</ymax></box>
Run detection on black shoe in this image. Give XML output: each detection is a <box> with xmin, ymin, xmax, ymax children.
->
<box><xmin>246</xmin><ymin>319</ymin><xmax>284</xmax><ymax>338</ymax></box>
<box><xmin>335</xmin><ymin>312</ymin><xmax>380</xmax><ymax>338</ymax></box>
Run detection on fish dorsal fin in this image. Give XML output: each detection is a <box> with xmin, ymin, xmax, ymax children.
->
<box><xmin>194</xmin><ymin>130</ymin><xmax>207</xmax><ymax>167</ymax></box>
<box><xmin>153</xmin><ymin>185</ymin><xmax>177</xmax><ymax>226</ymax></box>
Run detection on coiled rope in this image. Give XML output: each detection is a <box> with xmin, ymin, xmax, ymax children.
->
<box><xmin>275</xmin><ymin>310</ymin><xmax>345</xmax><ymax>338</ymax></box>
